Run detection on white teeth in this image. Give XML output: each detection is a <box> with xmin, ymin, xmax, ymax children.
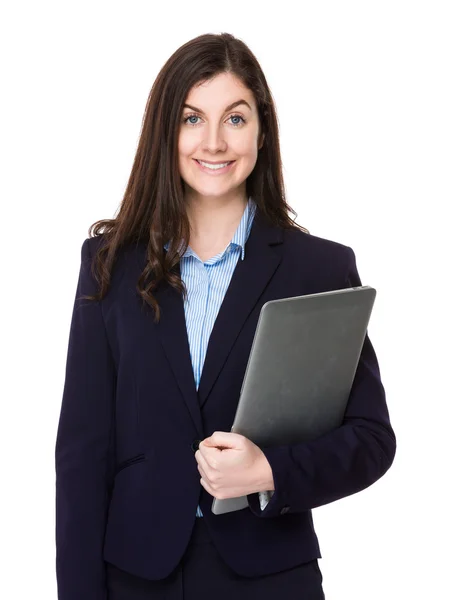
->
<box><xmin>198</xmin><ymin>160</ymin><xmax>231</xmax><ymax>170</ymax></box>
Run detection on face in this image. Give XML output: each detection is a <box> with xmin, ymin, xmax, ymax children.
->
<box><xmin>178</xmin><ymin>72</ymin><xmax>264</xmax><ymax>205</ymax></box>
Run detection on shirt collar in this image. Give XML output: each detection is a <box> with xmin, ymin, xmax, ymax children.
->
<box><xmin>164</xmin><ymin>196</ymin><xmax>256</xmax><ymax>261</ymax></box>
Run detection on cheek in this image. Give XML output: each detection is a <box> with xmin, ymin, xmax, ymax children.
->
<box><xmin>233</xmin><ymin>135</ymin><xmax>260</xmax><ymax>157</ymax></box>
<box><xmin>178</xmin><ymin>137</ymin><xmax>194</xmax><ymax>158</ymax></box>
<box><xmin>178</xmin><ymin>129</ymin><xmax>200</xmax><ymax>156</ymax></box>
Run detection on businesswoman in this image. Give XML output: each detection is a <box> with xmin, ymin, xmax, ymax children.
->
<box><xmin>55</xmin><ymin>32</ymin><xmax>396</xmax><ymax>600</ymax></box>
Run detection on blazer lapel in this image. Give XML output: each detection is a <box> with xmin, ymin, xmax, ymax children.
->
<box><xmin>147</xmin><ymin>207</ymin><xmax>284</xmax><ymax>437</ymax></box>
<box><xmin>150</xmin><ymin>263</ymin><xmax>203</xmax><ymax>436</ymax></box>
<box><xmin>197</xmin><ymin>211</ymin><xmax>283</xmax><ymax>408</ymax></box>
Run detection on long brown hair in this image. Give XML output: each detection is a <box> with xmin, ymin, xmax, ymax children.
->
<box><xmin>82</xmin><ymin>32</ymin><xmax>309</xmax><ymax>323</ymax></box>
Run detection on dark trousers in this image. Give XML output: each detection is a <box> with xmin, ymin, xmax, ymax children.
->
<box><xmin>106</xmin><ymin>517</ymin><xmax>326</xmax><ymax>599</ymax></box>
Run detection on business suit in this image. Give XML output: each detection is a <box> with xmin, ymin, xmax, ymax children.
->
<box><xmin>55</xmin><ymin>205</ymin><xmax>396</xmax><ymax>599</ymax></box>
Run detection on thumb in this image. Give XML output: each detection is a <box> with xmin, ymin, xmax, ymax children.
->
<box><xmin>202</xmin><ymin>431</ymin><xmax>236</xmax><ymax>449</ymax></box>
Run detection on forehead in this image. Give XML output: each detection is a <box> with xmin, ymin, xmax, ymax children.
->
<box><xmin>184</xmin><ymin>73</ymin><xmax>255</xmax><ymax>110</ymax></box>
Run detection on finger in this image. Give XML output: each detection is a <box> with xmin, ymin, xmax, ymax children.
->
<box><xmin>195</xmin><ymin>449</ymin><xmax>207</xmax><ymax>467</ymax></box>
<box><xmin>196</xmin><ymin>448</ymin><xmax>217</xmax><ymax>473</ymax></box>
<box><xmin>198</xmin><ymin>447</ymin><xmax>221</xmax><ymax>471</ymax></box>
<box><xmin>196</xmin><ymin>451</ymin><xmax>216</xmax><ymax>484</ymax></box>
<box><xmin>195</xmin><ymin>450</ymin><xmax>208</xmax><ymax>476</ymax></box>
<box><xmin>197</xmin><ymin>461</ymin><xmax>206</xmax><ymax>480</ymax></box>
<box><xmin>200</xmin><ymin>477</ymin><xmax>218</xmax><ymax>498</ymax></box>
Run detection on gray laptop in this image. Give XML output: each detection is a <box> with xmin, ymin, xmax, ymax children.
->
<box><xmin>211</xmin><ymin>285</ymin><xmax>376</xmax><ymax>515</ymax></box>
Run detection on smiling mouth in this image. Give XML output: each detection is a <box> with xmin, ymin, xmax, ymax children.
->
<box><xmin>195</xmin><ymin>159</ymin><xmax>235</xmax><ymax>165</ymax></box>
<box><xmin>193</xmin><ymin>159</ymin><xmax>236</xmax><ymax>173</ymax></box>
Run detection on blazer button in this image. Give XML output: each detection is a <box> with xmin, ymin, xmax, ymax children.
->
<box><xmin>280</xmin><ymin>506</ymin><xmax>291</xmax><ymax>515</ymax></box>
<box><xmin>191</xmin><ymin>440</ymin><xmax>201</xmax><ymax>452</ymax></box>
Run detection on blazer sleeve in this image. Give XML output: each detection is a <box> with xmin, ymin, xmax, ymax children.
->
<box><xmin>55</xmin><ymin>237</ymin><xmax>116</xmax><ymax>599</ymax></box>
<box><xmin>246</xmin><ymin>245</ymin><xmax>396</xmax><ymax>518</ymax></box>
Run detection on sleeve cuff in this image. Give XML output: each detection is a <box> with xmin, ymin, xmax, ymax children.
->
<box><xmin>258</xmin><ymin>490</ymin><xmax>275</xmax><ymax>510</ymax></box>
<box><xmin>247</xmin><ymin>444</ymin><xmax>292</xmax><ymax>517</ymax></box>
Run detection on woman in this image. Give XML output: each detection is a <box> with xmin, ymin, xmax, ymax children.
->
<box><xmin>55</xmin><ymin>32</ymin><xmax>396</xmax><ymax>600</ymax></box>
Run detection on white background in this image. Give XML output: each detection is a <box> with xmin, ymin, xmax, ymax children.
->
<box><xmin>1</xmin><ymin>1</ymin><xmax>448</xmax><ymax>598</ymax></box>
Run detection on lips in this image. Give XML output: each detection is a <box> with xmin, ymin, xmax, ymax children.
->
<box><xmin>195</xmin><ymin>160</ymin><xmax>235</xmax><ymax>165</ymax></box>
<box><xmin>193</xmin><ymin>159</ymin><xmax>237</xmax><ymax>175</ymax></box>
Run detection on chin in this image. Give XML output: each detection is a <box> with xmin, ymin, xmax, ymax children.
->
<box><xmin>187</xmin><ymin>186</ymin><xmax>236</xmax><ymax>197</ymax></box>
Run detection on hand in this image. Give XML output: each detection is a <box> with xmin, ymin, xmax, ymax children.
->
<box><xmin>194</xmin><ymin>431</ymin><xmax>275</xmax><ymax>500</ymax></box>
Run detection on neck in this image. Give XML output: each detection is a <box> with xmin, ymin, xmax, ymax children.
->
<box><xmin>185</xmin><ymin>194</ymin><xmax>248</xmax><ymax>240</ymax></box>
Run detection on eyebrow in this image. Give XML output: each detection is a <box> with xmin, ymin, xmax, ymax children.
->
<box><xmin>182</xmin><ymin>99</ymin><xmax>252</xmax><ymax>114</ymax></box>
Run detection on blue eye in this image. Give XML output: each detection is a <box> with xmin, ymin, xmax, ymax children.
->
<box><xmin>183</xmin><ymin>113</ymin><xmax>246</xmax><ymax>127</ymax></box>
<box><xmin>184</xmin><ymin>115</ymin><xmax>201</xmax><ymax>126</ymax></box>
<box><xmin>229</xmin><ymin>115</ymin><xmax>245</xmax><ymax>126</ymax></box>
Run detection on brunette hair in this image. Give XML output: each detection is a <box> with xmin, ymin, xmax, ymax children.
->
<box><xmin>82</xmin><ymin>32</ymin><xmax>309</xmax><ymax>323</ymax></box>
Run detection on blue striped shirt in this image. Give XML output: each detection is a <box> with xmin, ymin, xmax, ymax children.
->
<box><xmin>164</xmin><ymin>196</ymin><xmax>273</xmax><ymax>517</ymax></box>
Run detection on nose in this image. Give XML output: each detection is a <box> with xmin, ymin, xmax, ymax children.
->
<box><xmin>201</xmin><ymin>124</ymin><xmax>227</xmax><ymax>153</ymax></box>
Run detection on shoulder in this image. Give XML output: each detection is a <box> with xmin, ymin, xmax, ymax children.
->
<box><xmin>80</xmin><ymin>233</ymin><xmax>108</xmax><ymax>261</ymax></box>
<box><xmin>79</xmin><ymin>233</ymin><xmax>132</xmax><ymax>293</ymax></box>
<box><xmin>283</xmin><ymin>226</ymin><xmax>353</xmax><ymax>263</ymax></box>
<box><xmin>280</xmin><ymin>226</ymin><xmax>357</xmax><ymax>288</ymax></box>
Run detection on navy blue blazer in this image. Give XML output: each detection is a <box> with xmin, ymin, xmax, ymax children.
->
<box><xmin>55</xmin><ymin>208</ymin><xmax>396</xmax><ymax>600</ymax></box>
